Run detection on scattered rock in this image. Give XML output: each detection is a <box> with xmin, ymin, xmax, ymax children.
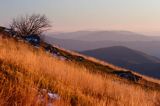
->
<box><xmin>0</xmin><ymin>26</ymin><xmax>5</xmax><ymax>32</ymax></box>
<box><xmin>59</xmin><ymin>56</ymin><xmax>67</xmax><ymax>61</ymax></box>
<box><xmin>75</xmin><ymin>56</ymin><xmax>85</xmax><ymax>62</ymax></box>
<box><xmin>23</xmin><ymin>34</ymin><xmax>40</xmax><ymax>46</ymax></box>
<box><xmin>113</xmin><ymin>71</ymin><xmax>142</xmax><ymax>82</ymax></box>
<box><xmin>45</xmin><ymin>44</ymin><xmax>54</xmax><ymax>52</ymax></box>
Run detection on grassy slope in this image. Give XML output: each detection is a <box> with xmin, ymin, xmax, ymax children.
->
<box><xmin>40</xmin><ymin>41</ymin><xmax>160</xmax><ymax>90</ymax></box>
<box><xmin>0</xmin><ymin>34</ymin><xmax>160</xmax><ymax>105</ymax></box>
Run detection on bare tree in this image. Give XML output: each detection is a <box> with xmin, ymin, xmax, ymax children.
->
<box><xmin>10</xmin><ymin>14</ymin><xmax>51</xmax><ymax>37</ymax></box>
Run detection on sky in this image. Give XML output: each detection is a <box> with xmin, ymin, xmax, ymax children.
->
<box><xmin>0</xmin><ymin>0</ymin><xmax>160</xmax><ymax>35</ymax></box>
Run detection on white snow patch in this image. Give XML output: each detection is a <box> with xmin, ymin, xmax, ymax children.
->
<box><xmin>36</xmin><ymin>89</ymin><xmax>60</xmax><ymax>106</ymax></box>
<box><xmin>48</xmin><ymin>92</ymin><xmax>60</xmax><ymax>100</ymax></box>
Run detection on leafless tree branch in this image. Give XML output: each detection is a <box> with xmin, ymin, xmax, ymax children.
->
<box><xmin>10</xmin><ymin>14</ymin><xmax>51</xmax><ymax>37</ymax></box>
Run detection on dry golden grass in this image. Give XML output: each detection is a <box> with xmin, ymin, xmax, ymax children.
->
<box><xmin>56</xmin><ymin>44</ymin><xmax>160</xmax><ymax>85</ymax></box>
<box><xmin>54</xmin><ymin>45</ymin><xmax>123</xmax><ymax>71</ymax></box>
<box><xmin>0</xmin><ymin>37</ymin><xmax>160</xmax><ymax>106</ymax></box>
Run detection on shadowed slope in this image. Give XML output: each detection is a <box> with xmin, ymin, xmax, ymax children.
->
<box><xmin>82</xmin><ymin>46</ymin><xmax>160</xmax><ymax>78</ymax></box>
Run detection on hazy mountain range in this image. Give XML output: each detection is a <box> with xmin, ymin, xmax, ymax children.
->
<box><xmin>82</xmin><ymin>46</ymin><xmax>160</xmax><ymax>78</ymax></box>
<box><xmin>47</xmin><ymin>31</ymin><xmax>160</xmax><ymax>41</ymax></box>
<box><xmin>45</xmin><ymin>31</ymin><xmax>160</xmax><ymax>58</ymax></box>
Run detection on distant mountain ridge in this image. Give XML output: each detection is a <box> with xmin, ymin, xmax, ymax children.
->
<box><xmin>82</xmin><ymin>46</ymin><xmax>160</xmax><ymax>78</ymax></box>
<box><xmin>45</xmin><ymin>36</ymin><xmax>160</xmax><ymax>58</ymax></box>
<box><xmin>48</xmin><ymin>30</ymin><xmax>160</xmax><ymax>41</ymax></box>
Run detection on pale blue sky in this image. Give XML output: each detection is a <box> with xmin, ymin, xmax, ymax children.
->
<box><xmin>0</xmin><ymin>0</ymin><xmax>160</xmax><ymax>35</ymax></box>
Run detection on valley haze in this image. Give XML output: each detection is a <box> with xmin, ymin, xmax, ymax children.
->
<box><xmin>45</xmin><ymin>31</ymin><xmax>160</xmax><ymax>58</ymax></box>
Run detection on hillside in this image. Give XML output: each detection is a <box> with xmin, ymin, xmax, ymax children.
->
<box><xmin>0</xmin><ymin>29</ymin><xmax>160</xmax><ymax>105</ymax></box>
<box><xmin>82</xmin><ymin>46</ymin><xmax>160</xmax><ymax>78</ymax></box>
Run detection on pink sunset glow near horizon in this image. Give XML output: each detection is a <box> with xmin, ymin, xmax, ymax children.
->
<box><xmin>0</xmin><ymin>0</ymin><xmax>160</xmax><ymax>36</ymax></box>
